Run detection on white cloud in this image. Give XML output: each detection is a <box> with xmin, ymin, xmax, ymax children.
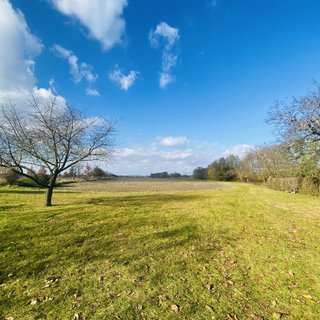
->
<box><xmin>51</xmin><ymin>0</ymin><xmax>128</xmax><ymax>50</ymax></box>
<box><xmin>110</xmin><ymin>145</ymin><xmax>196</xmax><ymax>175</ymax></box>
<box><xmin>106</xmin><ymin>138</ymin><xmax>226</xmax><ymax>176</ymax></box>
<box><xmin>49</xmin><ymin>78</ymin><xmax>58</xmax><ymax>93</ymax></box>
<box><xmin>223</xmin><ymin>144</ymin><xmax>255</xmax><ymax>158</ymax></box>
<box><xmin>85</xmin><ymin>87</ymin><xmax>100</xmax><ymax>96</ymax></box>
<box><xmin>53</xmin><ymin>44</ymin><xmax>98</xmax><ymax>84</ymax></box>
<box><xmin>107</xmin><ymin>140</ymin><xmax>256</xmax><ymax>176</ymax></box>
<box><xmin>159</xmin><ymin>73</ymin><xmax>173</xmax><ymax>89</ymax></box>
<box><xmin>114</xmin><ymin>147</ymin><xmax>193</xmax><ymax>161</ymax></box>
<box><xmin>0</xmin><ymin>87</ymin><xmax>66</xmax><ymax>113</ymax></box>
<box><xmin>161</xmin><ymin>150</ymin><xmax>193</xmax><ymax>160</ymax></box>
<box><xmin>149</xmin><ymin>22</ymin><xmax>180</xmax><ymax>49</ymax></box>
<box><xmin>0</xmin><ymin>0</ymin><xmax>42</xmax><ymax>93</ymax></box>
<box><xmin>0</xmin><ymin>1</ymin><xmax>65</xmax><ymax>110</ymax></box>
<box><xmin>114</xmin><ymin>148</ymin><xmax>142</xmax><ymax>158</ymax></box>
<box><xmin>149</xmin><ymin>22</ymin><xmax>180</xmax><ymax>89</ymax></box>
<box><xmin>160</xmin><ymin>136</ymin><xmax>188</xmax><ymax>147</ymax></box>
<box><xmin>33</xmin><ymin>87</ymin><xmax>66</xmax><ymax>105</ymax></box>
<box><xmin>109</xmin><ymin>67</ymin><xmax>139</xmax><ymax>90</ymax></box>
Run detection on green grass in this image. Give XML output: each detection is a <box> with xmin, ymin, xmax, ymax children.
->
<box><xmin>0</xmin><ymin>182</ymin><xmax>319</xmax><ymax>319</ymax></box>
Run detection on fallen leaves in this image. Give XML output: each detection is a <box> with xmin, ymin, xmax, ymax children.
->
<box><xmin>272</xmin><ymin>310</ymin><xmax>291</xmax><ymax>319</ymax></box>
<box><xmin>135</xmin><ymin>304</ymin><xmax>143</xmax><ymax>312</ymax></box>
<box><xmin>73</xmin><ymin>313</ymin><xmax>80</xmax><ymax>320</ymax></box>
<box><xmin>204</xmin><ymin>283</ymin><xmax>215</xmax><ymax>292</ymax></box>
<box><xmin>302</xmin><ymin>294</ymin><xmax>317</xmax><ymax>303</ymax></box>
<box><xmin>272</xmin><ymin>312</ymin><xmax>282</xmax><ymax>319</ymax></box>
<box><xmin>227</xmin><ymin>314</ymin><xmax>240</xmax><ymax>320</ymax></box>
<box><xmin>170</xmin><ymin>304</ymin><xmax>180</xmax><ymax>313</ymax></box>
<box><xmin>288</xmin><ymin>270</ymin><xmax>294</xmax><ymax>277</ymax></box>
<box><xmin>205</xmin><ymin>305</ymin><xmax>215</xmax><ymax>313</ymax></box>
<box><xmin>157</xmin><ymin>294</ymin><xmax>167</xmax><ymax>306</ymax></box>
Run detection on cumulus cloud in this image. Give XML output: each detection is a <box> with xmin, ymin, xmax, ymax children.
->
<box><xmin>0</xmin><ymin>86</ymin><xmax>66</xmax><ymax>113</ymax></box>
<box><xmin>107</xmin><ymin>140</ymin><xmax>256</xmax><ymax>176</ymax></box>
<box><xmin>149</xmin><ymin>22</ymin><xmax>180</xmax><ymax>88</ymax></box>
<box><xmin>109</xmin><ymin>67</ymin><xmax>139</xmax><ymax>90</ymax></box>
<box><xmin>33</xmin><ymin>87</ymin><xmax>66</xmax><ymax>106</ymax></box>
<box><xmin>0</xmin><ymin>0</ymin><xmax>42</xmax><ymax>94</ymax></box>
<box><xmin>0</xmin><ymin>0</ymin><xmax>65</xmax><ymax>110</ymax></box>
<box><xmin>115</xmin><ymin>147</ymin><xmax>192</xmax><ymax>161</ymax></box>
<box><xmin>106</xmin><ymin>138</ymin><xmax>227</xmax><ymax>176</ymax></box>
<box><xmin>110</xmin><ymin>145</ymin><xmax>195</xmax><ymax>175</ymax></box>
<box><xmin>160</xmin><ymin>136</ymin><xmax>188</xmax><ymax>147</ymax></box>
<box><xmin>223</xmin><ymin>144</ymin><xmax>255</xmax><ymax>158</ymax></box>
<box><xmin>51</xmin><ymin>0</ymin><xmax>128</xmax><ymax>50</ymax></box>
<box><xmin>161</xmin><ymin>150</ymin><xmax>193</xmax><ymax>160</ymax></box>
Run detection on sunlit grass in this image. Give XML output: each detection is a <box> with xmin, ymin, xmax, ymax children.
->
<box><xmin>0</xmin><ymin>182</ymin><xmax>319</xmax><ymax>319</ymax></box>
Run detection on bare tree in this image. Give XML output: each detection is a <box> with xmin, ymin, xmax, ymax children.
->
<box><xmin>240</xmin><ymin>144</ymin><xmax>296</xmax><ymax>183</ymax></box>
<box><xmin>267</xmin><ymin>84</ymin><xmax>320</xmax><ymax>143</ymax></box>
<box><xmin>0</xmin><ymin>95</ymin><xmax>115</xmax><ymax>206</ymax></box>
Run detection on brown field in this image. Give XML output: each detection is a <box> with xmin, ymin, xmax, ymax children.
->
<box><xmin>59</xmin><ymin>177</ymin><xmax>232</xmax><ymax>192</ymax></box>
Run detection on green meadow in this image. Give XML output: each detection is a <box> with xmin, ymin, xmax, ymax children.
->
<box><xmin>0</xmin><ymin>180</ymin><xmax>319</xmax><ymax>319</ymax></box>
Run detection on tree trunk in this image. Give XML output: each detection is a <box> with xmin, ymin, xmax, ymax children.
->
<box><xmin>44</xmin><ymin>175</ymin><xmax>57</xmax><ymax>207</ymax></box>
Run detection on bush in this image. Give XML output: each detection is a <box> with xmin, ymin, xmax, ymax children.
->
<box><xmin>150</xmin><ymin>172</ymin><xmax>169</xmax><ymax>178</ymax></box>
<box><xmin>0</xmin><ymin>178</ymin><xmax>7</xmax><ymax>186</ymax></box>
<box><xmin>266</xmin><ymin>177</ymin><xmax>299</xmax><ymax>192</ymax></box>
<box><xmin>91</xmin><ymin>166</ymin><xmax>106</xmax><ymax>178</ymax></box>
<box><xmin>266</xmin><ymin>177</ymin><xmax>320</xmax><ymax>196</ymax></box>
<box><xmin>193</xmin><ymin>167</ymin><xmax>207</xmax><ymax>180</ymax></box>
<box><xmin>16</xmin><ymin>177</ymin><xmax>38</xmax><ymax>188</ymax></box>
<box><xmin>1</xmin><ymin>169</ymin><xmax>20</xmax><ymax>185</ymax></box>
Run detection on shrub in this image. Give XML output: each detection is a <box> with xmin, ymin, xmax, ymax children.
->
<box><xmin>16</xmin><ymin>177</ymin><xmax>38</xmax><ymax>188</ymax></box>
<box><xmin>0</xmin><ymin>178</ymin><xmax>7</xmax><ymax>186</ymax></box>
<box><xmin>91</xmin><ymin>166</ymin><xmax>106</xmax><ymax>178</ymax></box>
<box><xmin>1</xmin><ymin>169</ymin><xmax>20</xmax><ymax>185</ymax></box>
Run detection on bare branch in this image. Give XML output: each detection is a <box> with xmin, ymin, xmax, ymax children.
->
<box><xmin>0</xmin><ymin>93</ymin><xmax>115</xmax><ymax>206</ymax></box>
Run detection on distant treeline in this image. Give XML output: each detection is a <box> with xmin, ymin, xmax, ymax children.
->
<box><xmin>150</xmin><ymin>172</ymin><xmax>189</xmax><ymax>178</ymax></box>
<box><xmin>193</xmin><ymin>142</ymin><xmax>319</xmax><ymax>196</ymax></box>
<box><xmin>193</xmin><ymin>84</ymin><xmax>320</xmax><ymax>196</ymax></box>
<box><xmin>0</xmin><ymin>164</ymin><xmax>116</xmax><ymax>187</ymax></box>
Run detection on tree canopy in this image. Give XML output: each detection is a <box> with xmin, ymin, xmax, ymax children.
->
<box><xmin>267</xmin><ymin>85</ymin><xmax>320</xmax><ymax>143</ymax></box>
<box><xmin>0</xmin><ymin>96</ymin><xmax>115</xmax><ymax>206</ymax></box>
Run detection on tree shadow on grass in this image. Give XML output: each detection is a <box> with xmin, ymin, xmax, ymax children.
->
<box><xmin>0</xmin><ymin>189</ymin><xmax>229</xmax><ymax>316</ymax></box>
<box><xmin>0</xmin><ymin>189</ymin><xmax>45</xmax><ymax>195</ymax></box>
<box><xmin>0</xmin><ymin>191</ymin><xmax>218</xmax><ymax>276</ymax></box>
<box><xmin>1</xmin><ymin>223</ymin><xmax>211</xmax><ymax>281</ymax></box>
<box><xmin>0</xmin><ymin>204</ymin><xmax>26</xmax><ymax>211</ymax></box>
<box><xmin>0</xmin><ymin>188</ymin><xmax>83</xmax><ymax>195</ymax></box>
<box><xmin>83</xmin><ymin>193</ymin><xmax>206</xmax><ymax>207</ymax></box>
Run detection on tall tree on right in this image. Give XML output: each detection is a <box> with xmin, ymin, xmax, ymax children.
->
<box><xmin>267</xmin><ymin>84</ymin><xmax>320</xmax><ymax>191</ymax></box>
<box><xmin>267</xmin><ymin>84</ymin><xmax>320</xmax><ymax>143</ymax></box>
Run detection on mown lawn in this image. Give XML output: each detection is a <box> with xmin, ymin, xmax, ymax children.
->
<box><xmin>0</xmin><ymin>182</ymin><xmax>319</xmax><ymax>319</ymax></box>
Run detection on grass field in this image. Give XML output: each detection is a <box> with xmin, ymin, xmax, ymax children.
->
<box><xmin>0</xmin><ymin>180</ymin><xmax>319</xmax><ymax>319</ymax></box>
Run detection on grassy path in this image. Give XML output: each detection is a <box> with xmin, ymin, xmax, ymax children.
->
<box><xmin>0</xmin><ymin>183</ymin><xmax>319</xmax><ymax>319</ymax></box>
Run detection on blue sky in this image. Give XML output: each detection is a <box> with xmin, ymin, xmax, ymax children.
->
<box><xmin>2</xmin><ymin>0</ymin><xmax>320</xmax><ymax>175</ymax></box>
